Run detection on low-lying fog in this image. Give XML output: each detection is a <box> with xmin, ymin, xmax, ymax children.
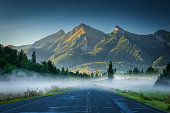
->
<box><xmin>0</xmin><ymin>70</ymin><xmax>169</xmax><ymax>94</ymax></box>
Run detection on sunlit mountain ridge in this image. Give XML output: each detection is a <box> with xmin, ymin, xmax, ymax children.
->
<box><xmin>12</xmin><ymin>23</ymin><xmax>170</xmax><ymax>73</ymax></box>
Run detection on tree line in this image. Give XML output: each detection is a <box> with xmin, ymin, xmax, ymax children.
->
<box><xmin>155</xmin><ymin>62</ymin><xmax>170</xmax><ymax>86</ymax></box>
<box><xmin>0</xmin><ymin>44</ymin><xmax>97</xmax><ymax>78</ymax></box>
<box><xmin>126</xmin><ymin>67</ymin><xmax>159</xmax><ymax>75</ymax></box>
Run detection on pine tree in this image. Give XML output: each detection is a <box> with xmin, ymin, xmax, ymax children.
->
<box><xmin>41</xmin><ymin>61</ymin><xmax>49</xmax><ymax>73</ymax></box>
<box><xmin>133</xmin><ymin>67</ymin><xmax>139</xmax><ymax>74</ymax></box>
<box><xmin>18</xmin><ymin>50</ymin><xmax>28</xmax><ymax>69</ymax></box>
<box><xmin>107</xmin><ymin>61</ymin><xmax>115</xmax><ymax>79</ymax></box>
<box><xmin>91</xmin><ymin>73</ymin><xmax>94</xmax><ymax>78</ymax></box>
<box><xmin>95</xmin><ymin>70</ymin><xmax>100</xmax><ymax>77</ymax></box>
<box><xmin>61</xmin><ymin>67</ymin><xmax>66</xmax><ymax>75</ymax></box>
<box><xmin>66</xmin><ymin>68</ymin><xmax>69</xmax><ymax>75</ymax></box>
<box><xmin>141</xmin><ymin>69</ymin><xmax>144</xmax><ymax>74</ymax></box>
<box><xmin>129</xmin><ymin>70</ymin><xmax>132</xmax><ymax>74</ymax></box>
<box><xmin>32</xmin><ymin>51</ymin><xmax>36</xmax><ymax>64</ymax></box>
<box><xmin>155</xmin><ymin>62</ymin><xmax>170</xmax><ymax>86</ymax></box>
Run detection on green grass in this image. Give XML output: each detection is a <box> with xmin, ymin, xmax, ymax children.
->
<box><xmin>0</xmin><ymin>88</ymin><xmax>71</xmax><ymax>105</ymax></box>
<box><xmin>109</xmin><ymin>89</ymin><xmax>170</xmax><ymax>112</ymax></box>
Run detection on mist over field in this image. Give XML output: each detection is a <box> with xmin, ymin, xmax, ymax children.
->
<box><xmin>0</xmin><ymin>70</ymin><xmax>91</xmax><ymax>93</ymax></box>
<box><xmin>0</xmin><ymin>70</ymin><xmax>168</xmax><ymax>94</ymax></box>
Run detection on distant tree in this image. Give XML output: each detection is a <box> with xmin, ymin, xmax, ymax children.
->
<box><xmin>128</xmin><ymin>70</ymin><xmax>132</xmax><ymax>74</ymax></box>
<box><xmin>82</xmin><ymin>72</ymin><xmax>88</xmax><ymax>78</ymax></box>
<box><xmin>133</xmin><ymin>67</ymin><xmax>140</xmax><ymax>74</ymax></box>
<box><xmin>141</xmin><ymin>69</ymin><xmax>144</xmax><ymax>74</ymax></box>
<box><xmin>18</xmin><ymin>50</ymin><xmax>28</xmax><ymax>69</ymax></box>
<box><xmin>66</xmin><ymin>68</ymin><xmax>69</xmax><ymax>75</ymax></box>
<box><xmin>145</xmin><ymin>67</ymin><xmax>159</xmax><ymax>74</ymax></box>
<box><xmin>41</xmin><ymin>61</ymin><xmax>49</xmax><ymax>73</ymax></box>
<box><xmin>31</xmin><ymin>51</ymin><xmax>36</xmax><ymax>64</ymax></box>
<box><xmin>0</xmin><ymin>58</ymin><xmax>7</xmax><ymax>69</ymax></box>
<box><xmin>68</xmin><ymin>71</ymin><xmax>74</xmax><ymax>75</ymax></box>
<box><xmin>75</xmin><ymin>70</ymin><xmax>79</xmax><ymax>76</ymax></box>
<box><xmin>145</xmin><ymin>67</ymin><xmax>154</xmax><ymax>74</ymax></box>
<box><xmin>95</xmin><ymin>70</ymin><xmax>100</xmax><ymax>77</ymax></box>
<box><xmin>154</xmin><ymin>69</ymin><xmax>159</xmax><ymax>74</ymax></box>
<box><xmin>61</xmin><ymin>67</ymin><xmax>66</xmax><ymax>75</ymax></box>
<box><xmin>91</xmin><ymin>73</ymin><xmax>94</xmax><ymax>78</ymax></box>
<box><xmin>3</xmin><ymin>63</ymin><xmax>16</xmax><ymax>73</ymax></box>
<box><xmin>155</xmin><ymin>62</ymin><xmax>170</xmax><ymax>86</ymax></box>
<box><xmin>55</xmin><ymin>68</ymin><xmax>60</xmax><ymax>74</ymax></box>
<box><xmin>107</xmin><ymin>61</ymin><xmax>116</xmax><ymax>80</ymax></box>
<box><xmin>47</xmin><ymin>60</ymin><xmax>54</xmax><ymax>73</ymax></box>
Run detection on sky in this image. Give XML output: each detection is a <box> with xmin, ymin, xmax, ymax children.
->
<box><xmin>0</xmin><ymin>0</ymin><xmax>170</xmax><ymax>46</ymax></box>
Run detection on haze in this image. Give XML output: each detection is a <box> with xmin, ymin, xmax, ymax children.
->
<box><xmin>0</xmin><ymin>0</ymin><xmax>170</xmax><ymax>46</ymax></box>
<box><xmin>0</xmin><ymin>70</ymin><xmax>168</xmax><ymax>94</ymax></box>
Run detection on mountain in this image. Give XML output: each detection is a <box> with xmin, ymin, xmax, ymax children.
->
<box><xmin>90</xmin><ymin>26</ymin><xmax>170</xmax><ymax>69</ymax></box>
<box><xmin>12</xmin><ymin>24</ymin><xmax>170</xmax><ymax>72</ymax></box>
<box><xmin>32</xmin><ymin>30</ymin><xmax>65</xmax><ymax>48</ymax></box>
<box><xmin>47</xmin><ymin>23</ymin><xmax>106</xmax><ymax>68</ymax></box>
<box><xmin>12</xmin><ymin>44</ymin><xmax>32</xmax><ymax>51</ymax></box>
<box><xmin>12</xmin><ymin>30</ymin><xmax>66</xmax><ymax>61</ymax></box>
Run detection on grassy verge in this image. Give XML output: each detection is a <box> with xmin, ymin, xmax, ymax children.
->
<box><xmin>0</xmin><ymin>86</ymin><xmax>71</xmax><ymax>105</ymax></box>
<box><xmin>109</xmin><ymin>89</ymin><xmax>170</xmax><ymax>112</ymax></box>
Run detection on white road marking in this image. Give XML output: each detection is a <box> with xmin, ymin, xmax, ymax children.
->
<box><xmin>48</xmin><ymin>106</ymin><xmax>88</xmax><ymax>112</ymax></box>
<box><xmin>113</xmin><ymin>99</ymin><xmax>134</xmax><ymax>113</ymax></box>
<box><xmin>49</xmin><ymin>106</ymin><xmax>87</xmax><ymax>108</ymax></box>
<box><xmin>86</xmin><ymin>90</ymin><xmax>90</xmax><ymax>113</ymax></box>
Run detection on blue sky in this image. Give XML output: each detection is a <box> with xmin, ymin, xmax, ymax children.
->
<box><xmin>0</xmin><ymin>0</ymin><xmax>170</xmax><ymax>46</ymax></box>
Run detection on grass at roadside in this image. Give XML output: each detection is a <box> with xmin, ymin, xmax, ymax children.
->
<box><xmin>109</xmin><ymin>89</ymin><xmax>170</xmax><ymax>112</ymax></box>
<box><xmin>0</xmin><ymin>86</ymin><xmax>72</xmax><ymax>105</ymax></box>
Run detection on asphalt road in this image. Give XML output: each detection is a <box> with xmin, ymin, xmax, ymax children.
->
<box><xmin>0</xmin><ymin>87</ymin><xmax>166</xmax><ymax>113</ymax></box>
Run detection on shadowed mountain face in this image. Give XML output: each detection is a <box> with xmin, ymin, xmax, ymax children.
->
<box><xmin>32</xmin><ymin>29</ymin><xmax>65</xmax><ymax>48</ymax></box>
<box><xmin>91</xmin><ymin>26</ymin><xmax>170</xmax><ymax>69</ymax></box>
<box><xmin>12</xmin><ymin>24</ymin><xmax>170</xmax><ymax>72</ymax></box>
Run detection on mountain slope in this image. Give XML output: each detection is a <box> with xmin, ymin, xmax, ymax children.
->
<box><xmin>89</xmin><ymin>25</ymin><xmax>170</xmax><ymax>70</ymax></box>
<box><xmin>12</xmin><ymin>44</ymin><xmax>32</xmax><ymax>51</ymax></box>
<box><xmin>32</xmin><ymin>30</ymin><xmax>65</xmax><ymax>48</ymax></box>
<box><xmin>47</xmin><ymin>23</ymin><xmax>106</xmax><ymax>68</ymax></box>
<box><xmin>22</xmin><ymin>30</ymin><xmax>65</xmax><ymax>61</ymax></box>
<box><xmin>12</xmin><ymin>24</ymin><xmax>170</xmax><ymax>72</ymax></box>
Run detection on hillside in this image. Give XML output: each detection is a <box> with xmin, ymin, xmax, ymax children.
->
<box><xmin>90</xmin><ymin>26</ymin><xmax>170</xmax><ymax>70</ymax></box>
<box><xmin>47</xmin><ymin>23</ymin><xmax>106</xmax><ymax>68</ymax></box>
<box><xmin>32</xmin><ymin>30</ymin><xmax>65</xmax><ymax>48</ymax></box>
<box><xmin>12</xmin><ymin>24</ymin><xmax>170</xmax><ymax>72</ymax></box>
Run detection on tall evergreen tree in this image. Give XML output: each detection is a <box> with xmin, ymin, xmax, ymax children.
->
<box><xmin>129</xmin><ymin>70</ymin><xmax>132</xmax><ymax>74</ymax></box>
<box><xmin>107</xmin><ymin>61</ymin><xmax>116</xmax><ymax>80</ymax></box>
<box><xmin>95</xmin><ymin>70</ymin><xmax>100</xmax><ymax>77</ymax></box>
<box><xmin>41</xmin><ymin>61</ymin><xmax>49</xmax><ymax>73</ymax></box>
<box><xmin>18</xmin><ymin>49</ymin><xmax>28</xmax><ymax>69</ymax></box>
<box><xmin>141</xmin><ymin>69</ymin><xmax>144</xmax><ymax>74</ymax></box>
<box><xmin>91</xmin><ymin>73</ymin><xmax>94</xmax><ymax>78</ymax></box>
<box><xmin>155</xmin><ymin>62</ymin><xmax>170</xmax><ymax>86</ymax></box>
<box><xmin>133</xmin><ymin>67</ymin><xmax>140</xmax><ymax>74</ymax></box>
<box><xmin>61</xmin><ymin>67</ymin><xmax>66</xmax><ymax>75</ymax></box>
<box><xmin>66</xmin><ymin>68</ymin><xmax>69</xmax><ymax>75</ymax></box>
<box><xmin>31</xmin><ymin>51</ymin><xmax>36</xmax><ymax>64</ymax></box>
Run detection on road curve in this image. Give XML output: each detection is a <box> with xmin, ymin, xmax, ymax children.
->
<box><xmin>0</xmin><ymin>87</ymin><xmax>167</xmax><ymax>113</ymax></box>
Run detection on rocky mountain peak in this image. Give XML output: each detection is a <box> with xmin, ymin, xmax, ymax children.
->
<box><xmin>57</xmin><ymin>29</ymin><xmax>65</xmax><ymax>34</ymax></box>
<box><xmin>77</xmin><ymin>23</ymin><xmax>91</xmax><ymax>30</ymax></box>
<box><xmin>154</xmin><ymin>29</ymin><xmax>170</xmax><ymax>46</ymax></box>
<box><xmin>114</xmin><ymin>25</ymin><xmax>125</xmax><ymax>34</ymax></box>
<box><xmin>7</xmin><ymin>45</ymin><xmax>15</xmax><ymax>48</ymax></box>
<box><xmin>79</xmin><ymin>23</ymin><xmax>87</xmax><ymax>27</ymax></box>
